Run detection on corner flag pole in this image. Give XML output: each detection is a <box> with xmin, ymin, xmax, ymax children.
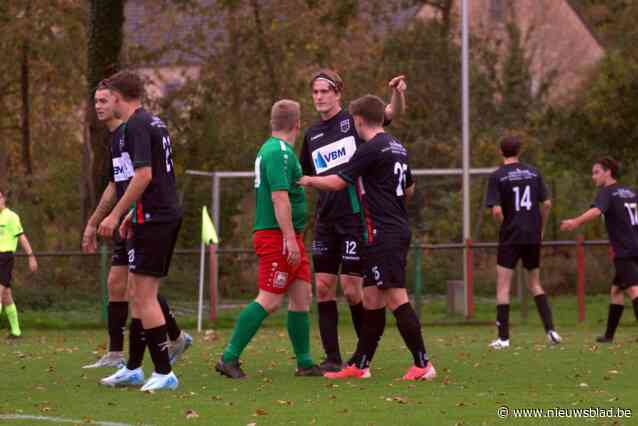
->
<box><xmin>197</xmin><ymin>240</ymin><xmax>205</xmax><ymax>333</ymax></box>
<box><xmin>198</xmin><ymin>206</ymin><xmax>219</xmax><ymax>332</ymax></box>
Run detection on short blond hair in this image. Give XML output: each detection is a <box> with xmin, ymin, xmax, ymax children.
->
<box><xmin>271</xmin><ymin>99</ymin><xmax>300</xmax><ymax>131</ymax></box>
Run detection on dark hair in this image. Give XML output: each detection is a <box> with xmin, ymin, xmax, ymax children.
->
<box><xmin>95</xmin><ymin>79</ymin><xmax>110</xmax><ymax>92</ymax></box>
<box><xmin>500</xmin><ymin>136</ymin><xmax>521</xmax><ymax>158</ymax></box>
<box><xmin>309</xmin><ymin>68</ymin><xmax>344</xmax><ymax>93</ymax></box>
<box><xmin>348</xmin><ymin>95</ymin><xmax>385</xmax><ymax>126</ymax></box>
<box><xmin>595</xmin><ymin>156</ymin><xmax>620</xmax><ymax>179</ymax></box>
<box><xmin>103</xmin><ymin>70</ymin><xmax>145</xmax><ymax>100</ymax></box>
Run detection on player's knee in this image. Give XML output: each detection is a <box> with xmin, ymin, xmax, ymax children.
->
<box><xmin>383</xmin><ymin>289</ymin><xmax>408</xmax><ymax>311</ymax></box>
<box><xmin>288</xmin><ymin>297</ymin><xmax>310</xmax><ymax>312</ymax></box>
<box><xmin>1</xmin><ymin>291</ymin><xmax>13</xmax><ymax>305</ymax></box>
<box><xmin>316</xmin><ymin>281</ymin><xmax>336</xmax><ymax>301</ymax></box>
<box><xmin>108</xmin><ymin>279</ymin><xmax>127</xmax><ymax>301</ymax></box>
<box><xmin>527</xmin><ymin>282</ymin><xmax>543</xmax><ymax>296</ymax></box>
<box><xmin>343</xmin><ymin>285</ymin><xmax>362</xmax><ymax>305</ymax></box>
<box><xmin>255</xmin><ymin>293</ymin><xmax>282</xmax><ymax>313</ymax></box>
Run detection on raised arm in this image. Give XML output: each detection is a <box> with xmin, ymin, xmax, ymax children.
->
<box><xmin>385</xmin><ymin>75</ymin><xmax>407</xmax><ymax>121</ymax></box>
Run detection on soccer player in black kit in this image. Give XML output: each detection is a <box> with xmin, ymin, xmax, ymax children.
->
<box><xmin>82</xmin><ymin>83</ymin><xmax>191</xmax><ymax>370</ymax></box>
<box><xmin>300</xmin><ymin>69</ymin><xmax>407</xmax><ymax>371</ymax></box>
<box><xmin>299</xmin><ymin>95</ymin><xmax>436</xmax><ymax>381</ymax></box>
<box><xmin>561</xmin><ymin>157</ymin><xmax>638</xmax><ymax>343</ymax></box>
<box><xmin>96</xmin><ymin>71</ymin><xmax>183</xmax><ymax>391</ymax></box>
<box><xmin>486</xmin><ymin>137</ymin><xmax>561</xmax><ymax>349</ymax></box>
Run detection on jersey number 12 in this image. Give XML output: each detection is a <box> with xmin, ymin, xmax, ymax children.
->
<box><xmin>513</xmin><ymin>185</ymin><xmax>532</xmax><ymax>211</ymax></box>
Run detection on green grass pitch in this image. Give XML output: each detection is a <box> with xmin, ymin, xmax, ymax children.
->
<box><xmin>0</xmin><ymin>297</ymin><xmax>636</xmax><ymax>425</ymax></box>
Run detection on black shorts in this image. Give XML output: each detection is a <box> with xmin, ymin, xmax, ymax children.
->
<box><xmin>0</xmin><ymin>252</ymin><xmax>14</xmax><ymax>288</ymax></box>
<box><xmin>613</xmin><ymin>257</ymin><xmax>638</xmax><ymax>289</ymax></box>
<box><xmin>111</xmin><ymin>231</ymin><xmax>128</xmax><ymax>267</ymax></box>
<box><xmin>497</xmin><ymin>244</ymin><xmax>540</xmax><ymax>270</ymax></box>
<box><xmin>128</xmin><ymin>219</ymin><xmax>181</xmax><ymax>278</ymax></box>
<box><xmin>362</xmin><ymin>238</ymin><xmax>410</xmax><ymax>290</ymax></box>
<box><xmin>312</xmin><ymin>214</ymin><xmax>363</xmax><ymax>276</ymax></box>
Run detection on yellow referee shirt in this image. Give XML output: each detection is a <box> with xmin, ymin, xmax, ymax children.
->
<box><xmin>0</xmin><ymin>208</ymin><xmax>24</xmax><ymax>253</ymax></box>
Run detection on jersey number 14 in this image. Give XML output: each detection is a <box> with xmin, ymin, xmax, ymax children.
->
<box><xmin>512</xmin><ymin>185</ymin><xmax>532</xmax><ymax>211</ymax></box>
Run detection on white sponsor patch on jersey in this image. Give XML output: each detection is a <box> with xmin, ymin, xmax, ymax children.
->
<box><xmin>311</xmin><ymin>136</ymin><xmax>356</xmax><ymax>174</ymax></box>
<box><xmin>112</xmin><ymin>152</ymin><xmax>134</xmax><ymax>182</ymax></box>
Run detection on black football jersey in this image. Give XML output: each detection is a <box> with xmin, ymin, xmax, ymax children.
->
<box><xmin>338</xmin><ymin>132</ymin><xmax>412</xmax><ymax>244</ymax></box>
<box><xmin>121</xmin><ymin>108</ymin><xmax>182</xmax><ymax>223</ymax></box>
<box><xmin>299</xmin><ymin>109</ymin><xmax>362</xmax><ymax>221</ymax></box>
<box><xmin>592</xmin><ymin>184</ymin><xmax>638</xmax><ymax>258</ymax></box>
<box><xmin>486</xmin><ymin>162</ymin><xmax>549</xmax><ymax>244</ymax></box>
<box><xmin>108</xmin><ymin>122</ymin><xmax>130</xmax><ymax>200</ymax></box>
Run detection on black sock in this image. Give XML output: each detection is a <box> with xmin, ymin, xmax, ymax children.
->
<box><xmin>605</xmin><ymin>304</ymin><xmax>624</xmax><ymax>339</ymax></box>
<box><xmin>349</xmin><ymin>307</ymin><xmax>386</xmax><ymax>368</ymax></box>
<box><xmin>349</xmin><ymin>302</ymin><xmax>365</xmax><ymax>338</ymax></box>
<box><xmin>107</xmin><ymin>301</ymin><xmax>129</xmax><ymax>352</ymax></box>
<box><xmin>496</xmin><ymin>304</ymin><xmax>510</xmax><ymax>340</ymax></box>
<box><xmin>534</xmin><ymin>294</ymin><xmax>555</xmax><ymax>332</ymax></box>
<box><xmin>633</xmin><ymin>297</ymin><xmax>638</xmax><ymax>321</ymax></box>
<box><xmin>318</xmin><ymin>301</ymin><xmax>341</xmax><ymax>363</ymax></box>
<box><xmin>126</xmin><ymin>318</ymin><xmax>146</xmax><ymax>370</ymax></box>
<box><xmin>145</xmin><ymin>324</ymin><xmax>172</xmax><ymax>375</ymax></box>
<box><xmin>158</xmin><ymin>294</ymin><xmax>181</xmax><ymax>341</ymax></box>
<box><xmin>393</xmin><ymin>303</ymin><xmax>428</xmax><ymax>368</ymax></box>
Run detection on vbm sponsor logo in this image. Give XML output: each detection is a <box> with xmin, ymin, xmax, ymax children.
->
<box><xmin>311</xmin><ymin>136</ymin><xmax>356</xmax><ymax>173</ymax></box>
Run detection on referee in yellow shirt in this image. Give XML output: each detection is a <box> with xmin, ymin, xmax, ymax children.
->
<box><xmin>0</xmin><ymin>189</ymin><xmax>37</xmax><ymax>338</ymax></box>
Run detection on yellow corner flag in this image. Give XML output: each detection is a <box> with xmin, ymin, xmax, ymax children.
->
<box><xmin>202</xmin><ymin>206</ymin><xmax>219</xmax><ymax>245</ymax></box>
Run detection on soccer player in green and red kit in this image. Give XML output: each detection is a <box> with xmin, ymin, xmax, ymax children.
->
<box><xmin>216</xmin><ymin>99</ymin><xmax>322</xmax><ymax>379</ymax></box>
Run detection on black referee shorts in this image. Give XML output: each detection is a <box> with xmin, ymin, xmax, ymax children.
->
<box><xmin>128</xmin><ymin>219</ymin><xmax>182</xmax><ymax>278</ymax></box>
<box><xmin>613</xmin><ymin>257</ymin><xmax>638</xmax><ymax>289</ymax></box>
<box><xmin>311</xmin><ymin>214</ymin><xmax>363</xmax><ymax>276</ymax></box>
<box><xmin>497</xmin><ymin>244</ymin><xmax>541</xmax><ymax>270</ymax></box>
<box><xmin>0</xmin><ymin>252</ymin><xmax>14</xmax><ymax>288</ymax></box>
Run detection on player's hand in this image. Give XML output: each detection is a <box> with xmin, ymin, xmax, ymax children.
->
<box><xmin>119</xmin><ymin>212</ymin><xmax>134</xmax><ymax>240</ymax></box>
<box><xmin>560</xmin><ymin>219</ymin><xmax>578</xmax><ymax>231</ymax></box>
<box><xmin>28</xmin><ymin>255</ymin><xmax>38</xmax><ymax>273</ymax></box>
<box><xmin>297</xmin><ymin>176</ymin><xmax>313</xmax><ymax>187</ymax></box>
<box><xmin>98</xmin><ymin>214</ymin><xmax>118</xmax><ymax>238</ymax></box>
<box><xmin>388</xmin><ymin>75</ymin><xmax>407</xmax><ymax>93</ymax></box>
<box><xmin>283</xmin><ymin>235</ymin><xmax>301</xmax><ymax>267</ymax></box>
<box><xmin>82</xmin><ymin>224</ymin><xmax>98</xmax><ymax>253</ymax></box>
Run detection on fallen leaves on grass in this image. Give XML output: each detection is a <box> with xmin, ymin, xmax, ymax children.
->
<box><xmin>202</xmin><ymin>330</ymin><xmax>217</xmax><ymax>343</ymax></box>
<box><xmin>254</xmin><ymin>408</ymin><xmax>267</xmax><ymax>416</ymax></box>
<box><xmin>276</xmin><ymin>400</ymin><xmax>293</xmax><ymax>406</ymax></box>
<box><xmin>385</xmin><ymin>396</ymin><xmax>408</xmax><ymax>404</ymax></box>
<box><xmin>185</xmin><ymin>409</ymin><xmax>199</xmax><ymax>419</ymax></box>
